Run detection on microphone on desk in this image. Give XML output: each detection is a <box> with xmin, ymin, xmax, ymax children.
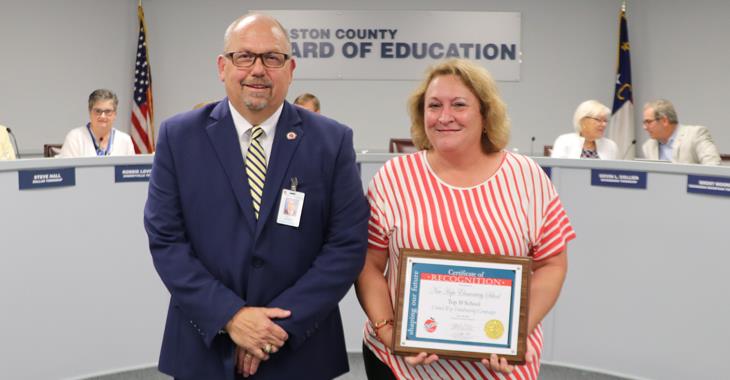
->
<box><xmin>5</xmin><ymin>127</ymin><xmax>21</xmax><ymax>159</ymax></box>
<box><xmin>530</xmin><ymin>136</ymin><xmax>536</xmax><ymax>156</ymax></box>
<box><xmin>621</xmin><ymin>139</ymin><xmax>637</xmax><ymax>160</ymax></box>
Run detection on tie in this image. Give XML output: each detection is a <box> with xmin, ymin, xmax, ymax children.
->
<box><xmin>246</xmin><ymin>126</ymin><xmax>267</xmax><ymax>219</ymax></box>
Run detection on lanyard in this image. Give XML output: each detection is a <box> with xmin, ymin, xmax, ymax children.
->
<box><xmin>86</xmin><ymin>123</ymin><xmax>115</xmax><ymax>156</ymax></box>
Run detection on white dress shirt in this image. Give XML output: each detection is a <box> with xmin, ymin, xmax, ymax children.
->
<box><xmin>229</xmin><ymin>101</ymin><xmax>283</xmax><ymax>164</ymax></box>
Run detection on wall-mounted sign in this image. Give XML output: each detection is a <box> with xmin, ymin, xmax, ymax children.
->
<box><xmin>259</xmin><ymin>10</ymin><xmax>522</xmax><ymax>81</ymax></box>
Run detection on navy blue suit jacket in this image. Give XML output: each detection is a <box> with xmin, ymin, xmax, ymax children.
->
<box><xmin>144</xmin><ymin>100</ymin><xmax>369</xmax><ymax>379</ymax></box>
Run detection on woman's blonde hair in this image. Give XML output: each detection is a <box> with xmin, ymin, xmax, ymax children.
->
<box><xmin>408</xmin><ymin>59</ymin><xmax>510</xmax><ymax>153</ymax></box>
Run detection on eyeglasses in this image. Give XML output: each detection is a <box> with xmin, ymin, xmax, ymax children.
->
<box><xmin>586</xmin><ymin>116</ymin><xmax>608</xmax><ymax>124</ymax></box>
<box><xmin>92</xmin><ymin>108</ymin><xmax>116</xmax><ymax>116</ymax></box>
<box><xmin>642</xmin><ymin>119</ymin><xmax>657</xmax><ymax>126</ymax></box>
<box><xmin>224</xmin><ymin>51</ymin><xmax>290</xmax><ymax>68</ymax></box>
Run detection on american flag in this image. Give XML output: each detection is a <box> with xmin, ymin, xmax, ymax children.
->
<box><xmin>130</xmin><ymin>1</ymin><xmax>155</xmax><ymax>153</ymax></box>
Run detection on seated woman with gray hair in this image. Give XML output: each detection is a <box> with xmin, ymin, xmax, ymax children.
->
<box><xmin>58</xmin><ymin>89</ymin><xmax>135</xmax><ymax>158</ymax></box>
<box><xmin>551</xmin><ymin>100</ymin><xmax>618</xmax><ymax>159</ymax></box>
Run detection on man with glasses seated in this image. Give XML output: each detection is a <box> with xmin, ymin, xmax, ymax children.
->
<box><xmin>641</xmin><ymin>99</ymin><xmax>720</xmax><ymax>165</ymax></box>
<box><xmin>144</xmin><ymin>12</ymin><xmax>368</xmax><ymax>380</ymax></box>
<box><xmin>57</xmin><ymin>89</ymin><xmax>135</xmax><ymax>158</ymax></box>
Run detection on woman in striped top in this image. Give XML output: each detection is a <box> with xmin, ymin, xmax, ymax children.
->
<box><xmin>355</xmin><ymin>59</ymin><xmax>575</xmax><ymax>380</ymax></box>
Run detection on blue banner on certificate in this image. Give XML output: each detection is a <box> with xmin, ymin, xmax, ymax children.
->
<box><xmin>18</xmin><ymin>167</ymin><xmax>75</xmax><ymax>190</ymax></box>
<box><xmin>393</xmin><ymin>249</ymin><xmax>531</xmax><ymax>364</ymax></box>
<box><xmin>687</xmin><ymin>175</ymin><xmax>730</xmax><ymax>197</ymax></box>
<box><xmin>591</xmin><ymin>169</ymin><xmax>647</xmax><ymax>189</ymax></box>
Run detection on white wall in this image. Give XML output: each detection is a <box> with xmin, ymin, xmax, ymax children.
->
<box><xmin>1</xmin><ymin>0</ymin><xmax>728</xmax><ymax>156</ymax></box>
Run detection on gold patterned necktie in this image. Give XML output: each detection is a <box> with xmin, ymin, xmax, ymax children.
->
<box><xmin>246</xmin><ymin>126</ymin><xmax>267</xmax><ymax>219</ymax></box>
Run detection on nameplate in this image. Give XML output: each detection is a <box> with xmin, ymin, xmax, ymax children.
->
<box><xmin>687</xmin><ymin>175</ymin><xmax>730</xmax><ymax>197</ymax></box>
<box><xmin>541</xmin><ymin>166</ymin><xmax>551</xmax><ymax>179</ymax></box>
<box><xmin>591</xmin><ymin>169</ymin><xmax>646</xmax><ymax>189</ymax></box>
<box><xmin>18</xmin><ymin>167</ymin><xmax>76</xmax><ymax>190</ymax></box>
<box><xmin>115</xmin><ymin>164</ymin><xmax>152</xmax><ymax>183</ymax></box>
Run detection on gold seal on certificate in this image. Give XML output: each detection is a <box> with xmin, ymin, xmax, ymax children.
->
<box><xmin>484</xmin><ymin>319</ymin><xmax>504</xmax><ymax>339</ymax></box>
<box><xmin>392</xmin><ymin>249</ymin><xmax>531</xmax><ymax>364</ymax></box>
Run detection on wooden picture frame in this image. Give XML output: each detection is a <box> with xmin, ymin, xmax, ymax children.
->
<box><xmin>392</xmin><ymin>249</ymin><xmax>532</xmax><ymax>364</ymax></box>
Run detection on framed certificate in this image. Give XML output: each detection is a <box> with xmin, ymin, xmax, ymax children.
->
<box><xmin>392</xmin><ymin>249</ymin><xmax>531</xmax><ymax>364</ymax></box>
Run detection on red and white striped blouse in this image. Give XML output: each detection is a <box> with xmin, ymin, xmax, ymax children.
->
<box><xmin>364</xmin><ymin>150</ymin><xmax>576</xmax><ymax>380</ymax></box>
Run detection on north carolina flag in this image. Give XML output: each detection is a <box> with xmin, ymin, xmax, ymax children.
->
<box><xmin>608</xmin><ymin>3</ymin><xmax>635</xmax><ymax>159</ymax></box>
<box><xmin>130</xmin><ymin>0</ymin><xmax>155</xmax><ymax>153</ymax></box>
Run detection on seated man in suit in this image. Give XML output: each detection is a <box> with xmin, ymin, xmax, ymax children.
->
<box><xmin>0</xmin><ymin>125</ymin><xmax>16</xmax><ymax>160</ymax></box>
<box><xmin>144</xmin><ymin>12</ymin><xmax>369</xmax><ymax>380</ymax></box>
<box><xmin>641</xmin><ymin>99</ymin><xmax>721</xmax><ymax>165</ymax></box>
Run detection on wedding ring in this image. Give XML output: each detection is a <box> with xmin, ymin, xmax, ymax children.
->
<box><xmin>263</xmin><ymin>344</ymin><xmax>272</xmax><ymax>354</ymax></box>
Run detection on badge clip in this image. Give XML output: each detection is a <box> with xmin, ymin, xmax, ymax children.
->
<box><xmin>290</xmin><ymin>177</ymin><xmax>298</xmax><ymax>191</ymax></box>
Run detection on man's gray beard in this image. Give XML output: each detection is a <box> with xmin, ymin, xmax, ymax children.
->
<box><xmin>244</xmin><ymin>98</ymin><xmax>268</xmax><ymax>111</ymax></box>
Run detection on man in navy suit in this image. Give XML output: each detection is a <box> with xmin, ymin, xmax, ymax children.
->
<box><xmin>143</xmin><ymin>13</ymin><xmax>369</xmax><ymax>379</ymax></box>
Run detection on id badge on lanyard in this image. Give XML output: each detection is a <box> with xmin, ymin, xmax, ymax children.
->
<box><xmin>277</xmin><ymin>177</ymin><xmax>305</xmax><ymax>227</ymax></box>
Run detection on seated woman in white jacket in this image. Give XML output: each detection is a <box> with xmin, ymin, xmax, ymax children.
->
<box><xmin>551</xmin><ymin>100</ymin><xmax>618</xmax><ymax>159</ymax></box>
<box><xmin>58</xmin><ymin>89</ymin><xmax>135</xmax><ymax>158</ymax></box>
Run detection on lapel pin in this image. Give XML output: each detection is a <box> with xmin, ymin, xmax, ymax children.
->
<box><xmin>286</xmin><ymin>131</ymin><xmax>297</xmax><ymax>140</ymax></box>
